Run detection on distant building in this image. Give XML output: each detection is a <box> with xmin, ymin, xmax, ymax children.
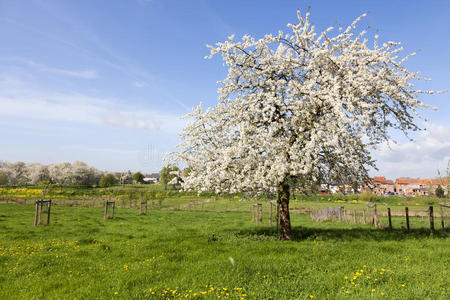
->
<box><xmin>395</xmin><ymin>178</ymin><xmax>427</xmax><ymax>196</ymax></box>
<box><xmin>362</xmin><ymin>176</ymin><xmax>394</xmax><ymax>195</ymax></box>
<box><xmin>394</xmin><ymin>177</ymin><xmax>448</xmax><ymax>196</ymax></box>
<box><xmin>143</xmin><ymin>173</ymin><xmax>160</xmax><ymax>184</ymax></box>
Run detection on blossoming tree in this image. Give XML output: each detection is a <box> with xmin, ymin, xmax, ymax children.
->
<box><xmin>176</xmin><ymin>11</ymin><xmax>438</xmax><ymax>240</ymax></box>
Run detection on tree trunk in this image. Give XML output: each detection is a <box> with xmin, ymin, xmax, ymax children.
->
<box><xmin>278</xmin><ymin>179</ymin><xmax>292</xmax><ymax>240</ymax></box>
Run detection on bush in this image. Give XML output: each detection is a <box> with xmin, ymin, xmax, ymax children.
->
<box><xmin>99</xmin><ymin>174</ymin><xmax>117</xmax><ymax>188</ymax></box>
<box><xmin>359</xmin><ymin>191</ymin><xmax>377</xmax><ymax>202</ymax></box>
<box><xmin>133</xmin><ymin>172</ymin><xmax>145</xmax><ymax>184</ymax></box>
<box><xmin>435</xmin><ymin>185</ymin><xmax>445</xmax><ymax>198</ymax></box>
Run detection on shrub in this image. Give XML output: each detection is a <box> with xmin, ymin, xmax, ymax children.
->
<box><xmin>435</xmin><ymin>185</ymin><xmax>445</xmax><ymax>198</ymax></box>
<box><xmin>133</xmin><ymin>172</ymin><xmax>145</xmax><ymax>184</ymax></box>
<box><xmin>359</xmin><ymin>191</ymin><xmax>377</xmax><ymax>202</ymax></box>
<box><xmin>99</xmin><ymin>174</ymin><xmax>117</xmax><ymax>188</ymax></box>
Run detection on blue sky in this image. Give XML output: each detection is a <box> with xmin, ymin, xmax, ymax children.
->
<box><xmin>0</xmin><ymin>0</ymin><xmax>449</xmax><ymax>178</ymax></box>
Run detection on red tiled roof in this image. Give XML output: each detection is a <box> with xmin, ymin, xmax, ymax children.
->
<box><xmin>396</xmin><ymin>179</ymin><xmax>409</xmax><ymax>185</ymax></box>
<box><xmin>373</xmin><ymin>176</ymin><xmax>387</xmax><ymax>183</ymax></box>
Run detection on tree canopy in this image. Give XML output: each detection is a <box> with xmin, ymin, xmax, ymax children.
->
<box><xmin>133</xmin><ymin>172</ymin><xmax>145</xmax><ymax>184</ymax></box>
<box><xmin>176</xmin><ymin>11</ymin><xmax>440</xmax><ymax>240</ymax></box>
<box><xmin>99</xmin><ymin>174</ymin><xmax>118</xmax><ymax>188</ymax></box>
<box><xmin>160</xmin><ymin>165</ymin><xmax>180</xmax><ymax>189</ymax></box>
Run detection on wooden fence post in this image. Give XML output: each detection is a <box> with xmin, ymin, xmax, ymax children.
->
<box><xmin>104</xmin><ymin>202</ymin><xmax>108</xmax><ymax>219</ymax></box>
<box><xmin>387</xmin><ymin>207</ymin><xmax>392</xmax><ymax>230</ymax></box>
<box><xmin>269</xmin><ymin>203</ymin><xmax>272</xmax><ymax>226</ymax></box>
<box><xmin>440</xmin><ymin>204</ymin><xmax>445</xmax><ymax>230</ymax></box>
<box><xmin>429</xmin><ymin>206</ymin><xmax>434</xmax><ymax>233</ymax></box>
<box><xmin>362</xmin><ymin>209</ymin><xmax>366</xmax><ymax>224</ymax></box>
<box><xmin>34</xmin><ymin>201</ymin><xmax>39</xmax><ymax>226</ymax></box>
<box><xmin>405</xmin><ymin>207</ymin><xmax>410</xmax><ymax>231</ymax></box>
<box><xmin>259</xmin><ymin>204</ymin><xmax>263</xmax><ymax>222</ymax></box>
<box><xmin>47</xmin><ymin>200</ymin><xmax>51</xmax><ymax>225</ymax></box>
<box><xmin>38</xmin><ymin>202</ymin><xmax>42</xmax><ymax>225</ymax></box>
<box><xmin>353</xmin><ymin>210</ymin><xmax>356</xmax><ymax>223</ymax></box>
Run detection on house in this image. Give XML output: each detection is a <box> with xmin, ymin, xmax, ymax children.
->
<box><xmin>394</xmin><ymin>178</ymin><xmax>446</xmax><ymax>196</ymax></box>
<box><xmin>143</xmin><ymin>173</ymin><xmax>160</xmax><ymax>184</ymax></box>
<box><xmin>421</xmin><ymin>178</ymin><xmax>448</xmax><ymax>196</ymax></box>
<box><xmin>363</xmin><ymin>177</ymin><xmax>395</xmax><ymax>195</ymax></box>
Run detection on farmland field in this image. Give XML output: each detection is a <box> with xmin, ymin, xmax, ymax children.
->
<box><xmin>0</xmin><ymin>202</ymin><xmax>449</xmax><ymax>299</ymax></box>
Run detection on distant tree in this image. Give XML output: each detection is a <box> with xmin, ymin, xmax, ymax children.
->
<box><xmin>10</xmin><ymin>162</ymin><xmax>29</xmax><ymax>186</ymax></box>
<box><xmin>0</xmin><ymin>161</ymin><xmax>102</xmax><ymax>187</ymax></box>
<box><xmin>0</xmin><ymin>171</ymin><xmax>8</xmax><ymax>186</ymax></box>
<box><xmin>160</xmin><ymin>165</ymin><xmax>180</xmax><ymax>190</ymax></box>
<box><xmin>27</xmin><ymin>163</ymin><xmax>50</xmax><ymax>185</ymax></box>
<box><xmin>436</xmin><ymin>159</ymin><xmax>449</xmax><ymax>198</ymax></box>
<box><xmin>38</xmin><ymin>180</ymin><xmax>53</xmax><ymax>200</ymax></box>
<box><xmin>435</xmin><ymin>185</ymin><xmax>445</xmax><ymax>198</ymax></box>
<box><xmin>71</xmin><ymin>161</ymin><xmax>103</xmax><ymax>185</ymax></box>
<box><xmin>48</xmin><ymin>162</ymin><xmax>73</xmax><ymax>186</ymax></box>
<box><xmin>133</xmin><ymin>172</ymin><xmax>145</xmax><ymax>184</ymax></box>
<box><xmin>120</xmin><ymin>170</ymin><xmax>133</xmax><ymax>186</ymax></box>
<box><xmin>99</xmin><ymin>174</ymin><xmax>118</xmax><ymax>188</ymax></box>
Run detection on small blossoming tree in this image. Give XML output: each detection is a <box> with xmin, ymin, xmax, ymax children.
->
<box><xmin>176</xmin><ymin>11</ymin><xmax>440</xmax><ymax>240</ymax></box>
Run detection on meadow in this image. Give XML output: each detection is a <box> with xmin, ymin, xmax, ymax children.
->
<box><xmin>0</xmin><ymin>201</ymin><xmax>449</xmax><ymax>299</ymax></box>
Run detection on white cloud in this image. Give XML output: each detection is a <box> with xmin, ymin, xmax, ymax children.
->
<box><xmin>131</xmin><ymin>81</ymin><xmax>146</xmax><ymax>88</ymax></box>
<box><xmin>104</xmin><ymin>112</ymin><xmax>158</xmax><ymax>130</ymax></box>
<box><xmin>371</xmin><ymin>123</ymin><xmax>450</xmax><ymax>179</ymax></box>
<box><xmin>0</xmin><ymin>75</ymin><xmax>185</xmax><ymax>133</ymax></box>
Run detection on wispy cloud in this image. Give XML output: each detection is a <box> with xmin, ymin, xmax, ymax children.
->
<box><xmin>41</xmin><ymin>67</ymin><xmax>98</xmax><ymax>79</ymax></box>
<box><xmin>104</xmin><ymin>112</ymin><xmax>158</xmax><ymax>130</ymax></box>
<box><xmin>3</xmin><ymin>58</ymin><xmax>98</xmax><ymax>79</ymax></box>
<box><xmin>0</xmin><ymin>75</ymin><xmax>185</xmax><ymax>133</ymax></box>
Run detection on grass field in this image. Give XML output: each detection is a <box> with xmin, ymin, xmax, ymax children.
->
<box><xmin>0</xmin><ymin>203</ymin><xmax>448</xmax><ymax>299</ymax></box>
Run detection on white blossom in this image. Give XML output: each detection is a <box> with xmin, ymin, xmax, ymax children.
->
<box><xmin>175</xmin><ymin>10</ymin><xmax>440</xmax><ymax>197</ymax></box>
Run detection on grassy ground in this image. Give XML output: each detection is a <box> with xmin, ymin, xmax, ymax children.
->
<box><xmin>0</xmin><ymin>203</ymin><xmax>448</xmax><ymax>299</ymax></box>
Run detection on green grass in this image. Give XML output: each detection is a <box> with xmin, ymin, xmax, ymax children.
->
<box><xmin>0</xmin><ymin>203</ymin><xmax>448</xmax><ymax>299</ymax></box>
